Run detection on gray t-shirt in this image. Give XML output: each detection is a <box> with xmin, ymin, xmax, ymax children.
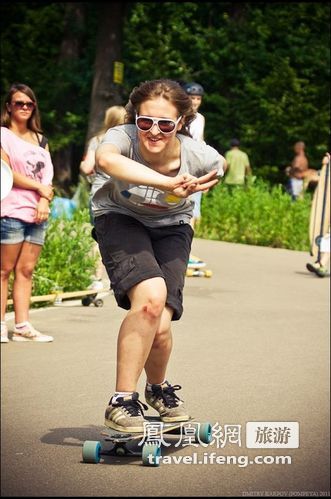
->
<box><xmin>91</xmin><ymin>124</ymin><xmax>223</xmax><ymax>227</ymax></box>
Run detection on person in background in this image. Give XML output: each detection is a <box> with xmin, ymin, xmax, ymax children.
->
<box><xmin>306</xmin><ymin>153</ymin><xmax>330</xmax><ymax>278</ymax></box>
<box><xmin>1</xmin><ymin>83</ymin><xmax>54</xmax><ymax>343</ymax></box>
<box><xmin>182</xmin><ymin>82</ymin><xmax>206</xmax><ymax>230</ymax></box>
<box><xmin>306</xmin><ymin>231</ymin><xmax>330</xmax><ymax>278</ymax></box>
<box><xmin>285</xmin><ymin>141</ymin><xmax>319</xmax><ymax>200</ymax></box>
<box><xmin>80</xmin><ymin>105</ymin><xmax>126</xmax><ymax>289</ymax></box>
<box><xmin>224</xmin><ymin>138</ymin><xmax>252</xmax><ymax>187</ymax></box>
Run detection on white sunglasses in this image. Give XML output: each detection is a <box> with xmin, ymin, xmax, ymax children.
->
<box><xmin>135</xmin><ymin>114</ymin><xmax>182</xmax><ymax>134</ymax></box>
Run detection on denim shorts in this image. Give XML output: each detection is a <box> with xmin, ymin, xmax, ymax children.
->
<box><xmin>94</xmin><ymin>213</ymin><xmax>194</xmax><ymax>321</ymax></box>
<box><xmin>0</xmin><ymin>217</ymin><xmax>48</xmax><ymax>246</ymax></box>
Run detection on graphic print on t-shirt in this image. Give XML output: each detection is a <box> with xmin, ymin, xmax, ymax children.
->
<box><xmin>121</xmin><ymin>185</ymin><xmax>181</xmax><ymax>210</ymax></box>
<box><xmin>24</xmin><ymin>150</ymin><xmax>45</xmax><ymax>182</ymax></box>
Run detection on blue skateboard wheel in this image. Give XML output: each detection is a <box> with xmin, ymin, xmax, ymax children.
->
<box><xmin>142</xmin><ymin>443</ymin><xmax>161</xmax><ymax>466</ymax></box>
<box><xmin>82</xmin><ymin>440</ymin><xmax>102</xmax><ymax>463</ymax></box>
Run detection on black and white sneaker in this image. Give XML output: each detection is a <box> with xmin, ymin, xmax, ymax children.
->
<box><xmin>145</xmin><ymin>381</ymin><xmax>191</xmax><ymax>422</ymax></box>
<box><xmin>104</xmin><ymin>392</ymin><xmax>148</xmax><ymax>432</ymax></box>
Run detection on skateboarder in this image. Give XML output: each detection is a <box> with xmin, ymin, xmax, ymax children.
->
<box><xmin>92</xmin><ymin>79</ymin><xmax>225</xmax><ymax>432</ymax></box>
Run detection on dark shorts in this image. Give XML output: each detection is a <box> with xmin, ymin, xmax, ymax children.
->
<box><xmin>94</xmin><ymin>213</ymin><xmax>193</xmax><ymax>321</ymax></box>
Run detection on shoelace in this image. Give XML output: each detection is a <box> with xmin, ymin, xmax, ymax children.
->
<box><xmin>121</xmin><ymin>397</ymin><xmax>148</xmax><ymax>417</ymax></box>
<box><xmin>153</xmin><ymin>384</ymin><xmax>182</xmax><ymax>408</ymax></box>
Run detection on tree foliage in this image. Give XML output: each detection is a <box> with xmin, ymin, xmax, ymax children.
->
<box><xmin>1</xmin><ymin>2</ymin><xmax>329</xmax><ymax>186</ymax></box>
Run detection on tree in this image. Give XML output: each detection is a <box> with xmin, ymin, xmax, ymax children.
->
<box><xmin>1</xmin><ymin>2</ymin><xmax>330</xmax><ymax>186</ymax></box>
<box><xmin>51</xmin><ymin>2</ymin><xmax>86</xmax><ymax>186</ymax></box>
<box><xmin>85</xmin><ymin>2</ymin><xmax>128</xmax><ymax>143</ymax></box>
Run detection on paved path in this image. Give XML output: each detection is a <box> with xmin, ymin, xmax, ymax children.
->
<box><xmin>1</xmin><ymin>239</ymin><xmax>330</xmax><ymax>497</ymax></box>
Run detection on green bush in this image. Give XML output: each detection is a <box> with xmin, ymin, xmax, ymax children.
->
<box><xmin>196</xmin><ymin>179</ymin><xmax>311</xmax><ymax>251</ymax></box>
<box><xmin>255</xmin><ymin>165</ymin><xmax>286</xmax><ymax>185</ymax></box>
<box><xmin>32</xmin><ymin>208</ymin><xmax>98</xmax><ymax>297</ymax></box>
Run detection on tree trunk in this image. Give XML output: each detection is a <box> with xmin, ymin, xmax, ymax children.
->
<box><xmin>52</xmin><ymin>2</ymin><xmax>86</xmax><ymax>189</ymax></box>
<box><xmin>85</xmin><ymin>2</ymin><xmax>127</xmax><ymax>145</ymax></box>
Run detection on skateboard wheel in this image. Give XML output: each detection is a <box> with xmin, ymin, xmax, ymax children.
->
<box><xmin>115</xmin><ymin>445</ymin><xmax>127</xmax><ymax>456</ymax></box>
<box><xmin>142</xmin><ymin>443</ymin><xmax>161</xmax><ymax>467</ymax></box>
<box><xmin>205</xmin><ymin>270</ymin><xmax>212</xmax><ymax>278</ymax></box>
<box><xmin>197</xmin><ymin>422</ymin><xmax>212</xmax><ymax>444</ymax></box>
<box><xmin>82</xmin><ymin>297</ymin><xmax>92</xmax><ymax>306</ymax></box>
<box><xmin>93</xmin><ymin>299</ymin><xmax>104</xmax><ymax>307</ymax></box>
<box><xmin>82</xmin><ymin>440</ymin><xmax>102</xmax><ymax>463</ymax></box>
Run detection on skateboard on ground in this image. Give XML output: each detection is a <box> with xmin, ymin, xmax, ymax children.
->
<box><xmin>186</xmin><ymin>255</ymin><xmax>212</xmax><ymax>277</ymax></box>
<box><xmin>58</xmin><ymin>288</ymin><xmax>110</xmax><ymax>307</ymax></box>
<box><xmin>82</xmin><ymin>416</ymin><xmax>212</xmax><ymax>467</ymax></box>
<box><xmin>309</xmin><ymin>158</ymin><xmax>330</xmax><ymax>261</ymax></box>
<box><xmin>6</xmin><ymin>287</ymin><xmax>109</xmax><ymax>308</ymax></box>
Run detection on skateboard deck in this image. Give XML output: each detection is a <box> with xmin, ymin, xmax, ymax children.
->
<box><xmin>6</xmin><ymin>288</ymin><xmax>109</xmax><ymax>307</ymax></box>
<box><xmin>82</xmin><ymin>416</ymin><xmax>212</xmax><ymax>467</ymax></box>
<box><xmin>309</xmin><ymin>159</ymin><xmax>330</xmax><ymax>260</ymax></box>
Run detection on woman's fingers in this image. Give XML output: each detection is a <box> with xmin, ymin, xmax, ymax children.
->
<box><xmin>195</xmin><ymin>178</ymin><xmax>219</xmax><ymax>192</ymax></box>
<box><xmin>183</xmin><ymin>169</ymin><xmax>218</xmax><ymax>188</ymax></box>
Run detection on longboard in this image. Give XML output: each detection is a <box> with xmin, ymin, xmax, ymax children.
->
<box><xmin>6</xmin><ymin>288</ymin><xmax>109</xmax><ymax>307</ymax></box>
<box><xmin>309</xmin><ymin>158</ymin><xmax>330</xmax><ymax>260</ymax></box>
<box><xmin>82</xmin><ymin>416</ymin><xmax>212</xmax><ymax>467</ymax></box>
<box><xmin>186</xmin><ymin>268</ymin><xmax>212</xmax><ymax>277</ymax></box>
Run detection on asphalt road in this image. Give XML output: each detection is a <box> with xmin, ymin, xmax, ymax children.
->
<box><xmin>1</xmin><ymin>239</ymin><xmax>330</xmax><ymax>497</ymax></box>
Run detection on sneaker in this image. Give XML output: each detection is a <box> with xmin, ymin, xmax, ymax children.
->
<box><xmin>12</xmin><ymin>322</ymin><xmax>54</xmax><ymax>342</ymax></box>
<box><xmin>187</xmin><ymin>255</ymin><xmax>206</xmax><ymax>269</ymax></box>
<box><xmin>104</xmin><ymin>392</ymin><xmax>148</xmax><ymax>433</ymax></box>
<box><xmin>1</xmin><ymin>323</ymin><xmax>9</xmax><ymax>343</ymax></box>
<box><xmin>145</xmin><ymin>381</ymin><xmax>191</xmax><ymax>423</ymax></box>
<box><xmin>306</xmin><ymin>262</ymin><xmax>328</xmax><ymax>278</ymax></box>
<box><xmin>315</xmin><ymin>265</ymin><xmax>328</xmax><ymax>278</ymax></box>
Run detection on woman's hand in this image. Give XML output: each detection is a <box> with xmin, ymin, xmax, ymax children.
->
<box><xmin>168</xmin><ymin>169</ymin><xmax>219</xmax><ymax>198</ymax></box>
<box><xmin>35</xmin><ymin>197</ymin><xmax>50</xmax><ymax>224</ymax></box>
<box><xmin>37</xmin><ymin>184</ymin><xmax>54</xmax><ymax>201</ymax></box>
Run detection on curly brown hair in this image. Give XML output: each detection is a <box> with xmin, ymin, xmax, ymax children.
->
<box><xmin>125</xmin><ymin>79</ymin><xmax>195</xmax><ymax>137</ymax></box>
<box><xmin>1</xmin><ymin>82</ymin><xmax>43</xmax><ymax>133</ymax></box>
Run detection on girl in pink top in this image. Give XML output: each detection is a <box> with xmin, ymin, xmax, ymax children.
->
<box><xmin>1</xmin><ymin>83</ymin><xmax>54</xmax><ymax>343</ymax></box>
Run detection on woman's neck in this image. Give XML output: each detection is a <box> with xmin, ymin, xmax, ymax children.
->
<box><xmin>10</xmin><ymin>121</ymin><xmax>29</xmax><ymax>136</ymax></box>
<box><xmin>139</xmin><ymin>136</ymin><xmax>181</xmax><ymax>174</ymax></box>
<box><xmin>9</xmin><ymin>121</ymin><xmax>39</xmax><ymax>146</ymax></box>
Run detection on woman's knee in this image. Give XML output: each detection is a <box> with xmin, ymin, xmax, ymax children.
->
<box><xmin>153</xmin><ymin>325</ymin><xmax>172</xmax><ymax>349</ymax></box>
<box><xmin>152</xmin><ymin>307</ymin><xmax>173</xmax><ymax>347</ymax></box>
<box><xmin>0</xmin><ymin>267</ymin><xmax>13</xmax><ymax>280</ymax></box>
<box><xmin>130</xmin><ymin>278</ymin><xmax>167</xmax><ymax>320</ymax></box>
<box><xmin>142</xmin><ymin>294</ymin><xmax>166</xmax><ymax>321</ymax></box>
<box><xmin>15</xmin><ymin>264</ymin><xmax>35</xmax><ymax>280</ymax></box>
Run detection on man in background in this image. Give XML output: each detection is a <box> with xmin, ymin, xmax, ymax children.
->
<box><xmin>224</xmin><ymin>138</ymin><xmax>252</xmax><ymax>186</ymax></box>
